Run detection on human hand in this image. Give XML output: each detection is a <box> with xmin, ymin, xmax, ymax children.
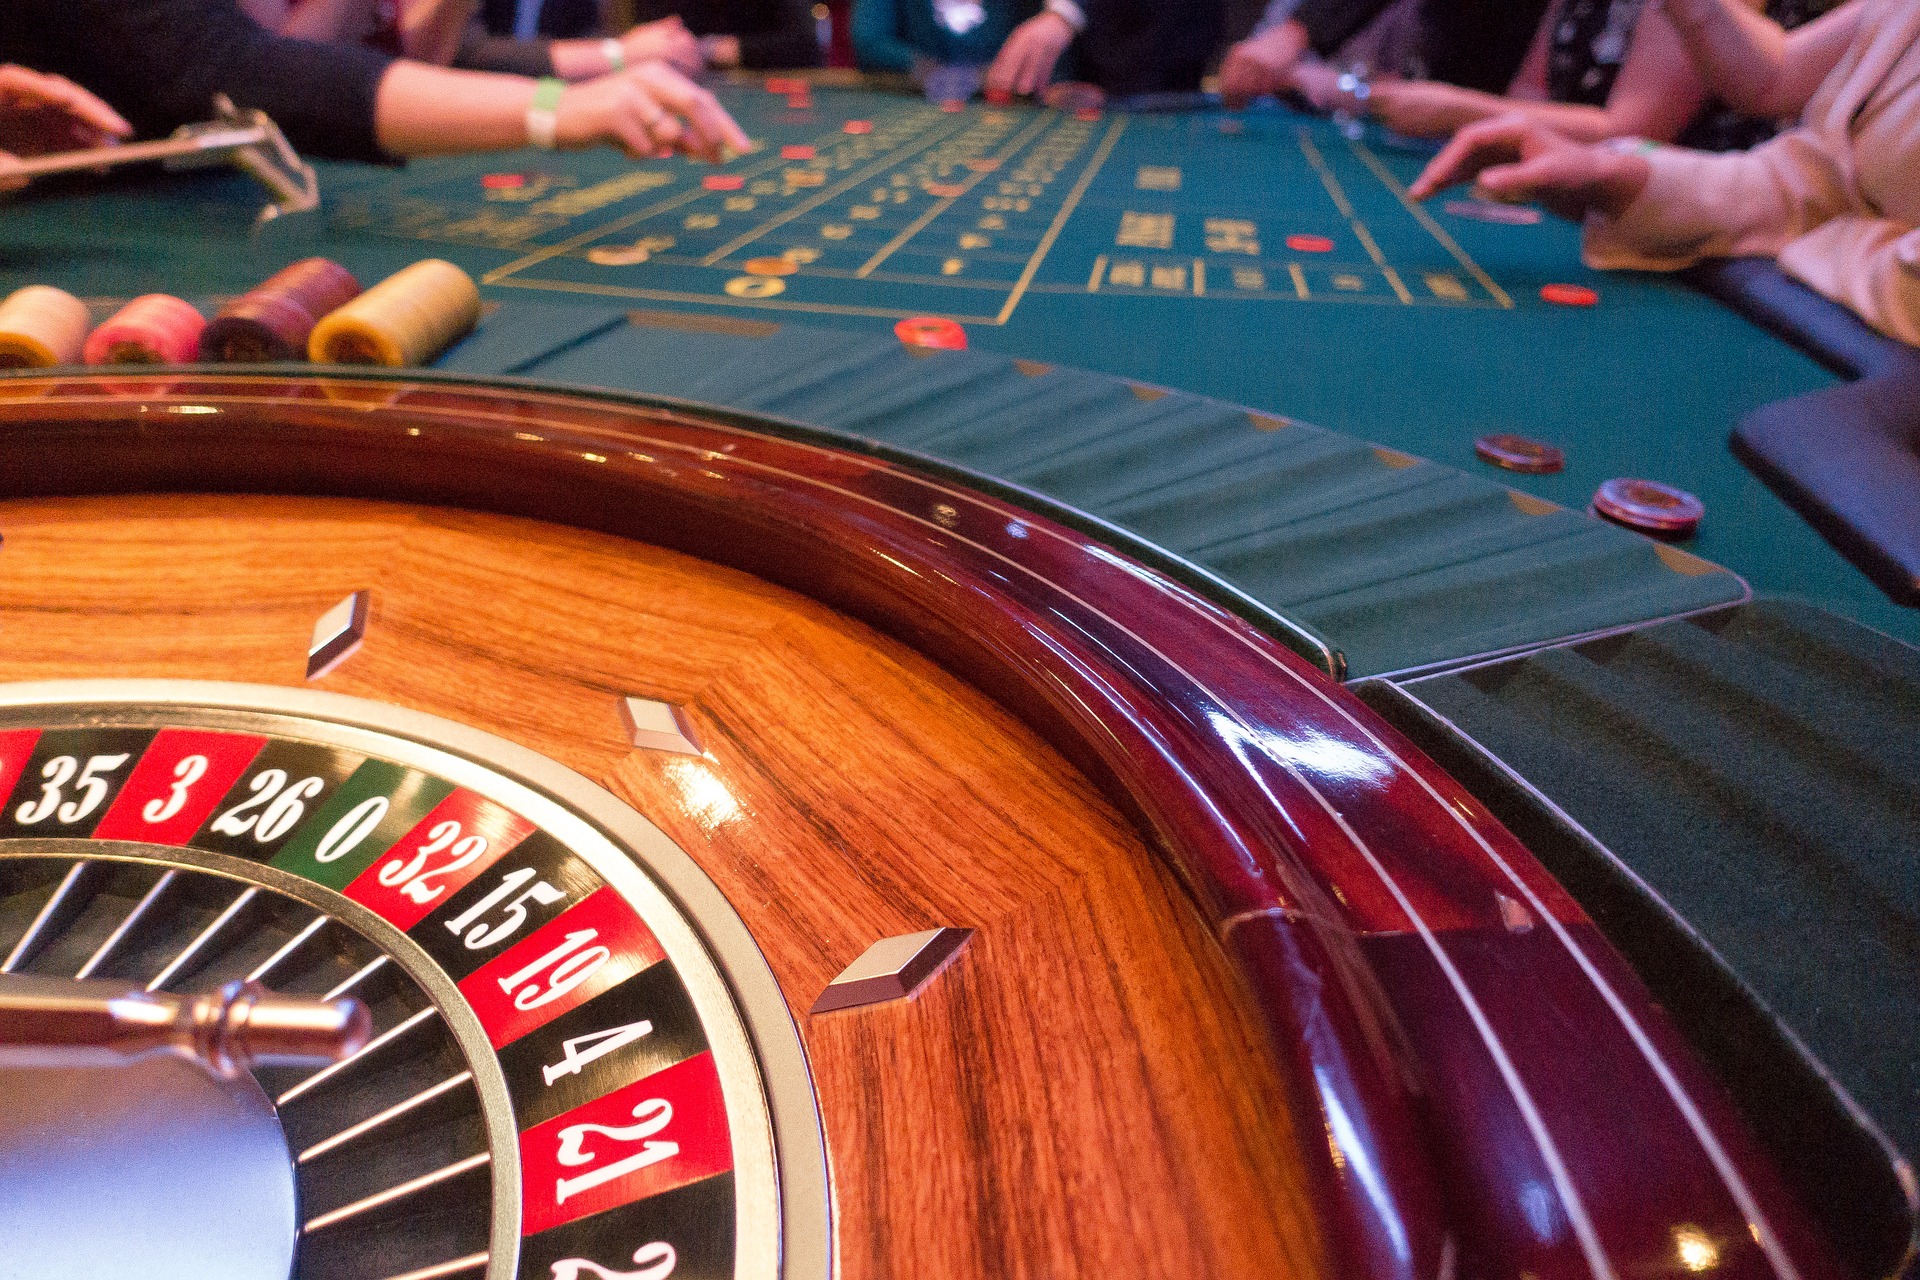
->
<box><xmin>621</xmin><ymin>16</ymin><xmax>703</xmax><ymax>76</ymax></box>
<box><xmin>1365</xmin><ymin>79</ymin><xmax>1488</xmax><ymax>138</ymax></box>
<box><xmin>698</xmin><ymin>34</ymin><xmax>742</xmax><ymax>69</ymax></box>
<box><xmin>984</xmin><ymin>12</ymin><xmax>1075</xmax><ymax>99</ymax></box>
<box><xmin>1218</xmin><ymin>23</ymin><xmax>1305</xmax><ymax>109</ymax></box>
<box><xmin>0</xmin><ymin>64</ymin><xmax>131</xmax><ymax>161</ymax></box>
<box><xmin>1408</xmin><ymin>114</ymin><xmax>1651</xmax><ymax>220</ymax></box>
<box><xmin>555</xmin><ymin>62</ymin><xmax>750</xmax><ymax>161</ymax></box>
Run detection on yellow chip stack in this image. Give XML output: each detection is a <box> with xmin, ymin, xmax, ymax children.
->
<box><xmin>308</xmin><ymin>259</ymin><xmax>481</xmax><ymax>368</ymax></box>
<box><xmin>0</xmin><ymin>286</ymin><xmax>92</xmax><ymax>368</ymax></box>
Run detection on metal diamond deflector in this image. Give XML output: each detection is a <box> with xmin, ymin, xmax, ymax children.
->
<box><xmin>306</xmin><ymin>591</ymin><xmax>369</xmax><ymax>680</ymax></box>
<box><xmin>619</xmin><ymin>696</ymin><xmax>703</xmax><ymax>755</ymax></box>
<box><xmin>811</xmin><ymin>927</ymin><xmax>973</xmax><ymax>1014</ymax></box>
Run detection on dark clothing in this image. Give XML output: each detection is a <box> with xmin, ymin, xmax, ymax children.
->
<box><xmin>457</xmin><ymin>25</ymin><xmax>562</xmax><ymax>76</ymax></box>
<box><xmin>479</xmin><ymin>0</ymin><xmax>821</xmax><ymax>68</ymax></box>
<box><xmin>1546</xmin><ymin>0</ymin><xmax>1645</xmax><ymax>106</ymax></box>
<box><xmin>1291</xmin><ymin>0</ymin><xmax>1549</xmax><ymax>92</ymax></box>
<box><xmin>479</xmin><ymin>0</ymin><xmax>603</xmax><ymax>38</ymax></box>
<box><xmin>629</xmin><ymin>0</ymin><xmax>822</xmax><ymax>68</ymax></box>
<box><xmin>1</xmin><ymin>0</ymin><xmax>394</xmax><ymax>162</ymax></box>
<box><xmin>1076</xmin><ymin>0</ymin><xmax>1226</xmax><ymax>95</ymax></box>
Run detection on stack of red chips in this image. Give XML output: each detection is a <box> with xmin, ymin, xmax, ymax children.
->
<box><xmin>82</xmin><ymin>294</ymin><xmax>206</xmax><ymax>365</ymax></box>
<box><xmin>201</xmin><ymin>258</ymin><xmax>363</xmax><ymax>362</ymax></box>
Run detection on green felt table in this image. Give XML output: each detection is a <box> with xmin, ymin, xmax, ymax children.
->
<box><xmin>3</xmin><ymin>77</ymin><xmax>1911</xmax><ymax>670</ymax></box>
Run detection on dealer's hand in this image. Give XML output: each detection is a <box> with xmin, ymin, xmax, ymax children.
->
<box><xmin>1409</xmin><ymin>114</ymin><xmax>1651</xmax><ymax>221</ymax></box>
<box><xmin>1219</xmin><ymin>22</ymin><xmax>1306</xmax><ymax>109</ymax></box>
<box><xmin>985</xmin><ymin>12</ymin><xmax>1075</xmax><ymax>99</ymax></box>
<box><xmin>556</xmin><ymin>62</ymin><xmax>749</xmax><ymax>161</ymax></box>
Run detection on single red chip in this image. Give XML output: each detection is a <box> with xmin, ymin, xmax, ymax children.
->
<box><xmin>895</xmin><ymin>316</ymin><xmax>967</xmax><ymax>351</ymax></box>
<box><xmin>1591</xmin><ymin>478</ymin><xmax>1704</xmax><ymax>538</ymax></box>
<box><xmin>940</xmin><ymin>99</ymin><xmax>966</xmax><ymax>113</ymax></box>
<box><xmin>702</xmin><ymin>173</ymin><xmax>745</xmax><ymax>190</ymax></box>
<box><xmin>787</xmin><ymin>95</ymin><xmax>813</xmax><ymax>110</ymax></box>
<box><xmin>765</xmin><ymin>77</ymin><xmax>802</xmax><ymax>94</ymax></box>
<box><xmin>984</xmin><ymin>87</ymin><xmax>1013</xmax><ymax>106</ymax></box>
<box><xmin>481</xmin><ymin>173</ymin><xmax>526</xmax><ymax>189</ymax></box>
<box><xmin>1542</xmin><ymin>283</ymin><xmax>1600</xmax><ymax>307</ymax></box>
<box><xmin>1286</xmin><ymin>234</ymin><xmax>1335</xmax><ymax>253</ymax></box>
<box><xmin>844</xmin><ymin>120</ymin><xmax>873</xmax><ymax>134</ymax></box>
<box><xmin>780</xmin><ymin>144</ymin><xmax>816</xmax><ymax>160</ymax></box>
<box><xmin>1075</xmin><ymin>107</ymin><xmax>1102</xmax><ymax>122</ymax></box>
<box><xmin>1474</xmin><ymin>433</ymin><xmax>1565</xmax><ymax>474</ymax></box>
<box><xmin>965</xmin><ymin>158</ymin><xmax>999</xmax><ymax>172</ymax></box>
<box><xmin>924</xmin><ymin>182</ymin><xmax>966</xmax><ymax>198</ymax></box>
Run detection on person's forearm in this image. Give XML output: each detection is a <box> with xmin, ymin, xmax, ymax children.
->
<box><xmin>549</xmin><ymin>39</ymin><xmax>614</xmax><ymax>79</ymax></box>
<box><xmin>400</xmin><ymin>0</ymin><xmax>479</xmax><ymax>66</ymax></box>
<box><xmin>1658</xmin><ymin>0</ymin><xmax>1792</xmax><ymax>115</ymax></box>
<box><xmin>373</xmin><ymin>61</ymin><xmax>537</xmax><ymax>155</ymax></box>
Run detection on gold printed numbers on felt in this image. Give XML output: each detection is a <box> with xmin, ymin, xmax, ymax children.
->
<box><xmin>1116</xmin><ymin>211</ymin><xmax>1175</xmax><ymax>250</ymax></box>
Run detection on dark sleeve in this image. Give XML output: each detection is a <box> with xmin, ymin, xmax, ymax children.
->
<box><xmin>1418</xmin><ymin>0</ymin><xmax>1552</xmax><ymax>93</ymax></box>
<box><xmin>1075</xmin><ymin>0</ymin><xmax>1225</xmax><ymax>95</ymax></box>
<box><xmin>453</xmin><ymin>20</ymin><xmax>559</xmax><ymax>75</ymax></box>
<box><xmin>732</xmin><ymin>0</ymin><xmax>824</xmax><ymax>68</ymax></box>
<box><xmin>13</xmin><ymin>0</ymin><xmax>396</xmax><ymax>163</ymax></box>
<box><xmin>1289</xmin><ymin>0</ymin><xmax>1396</xmax><ymax>53</ymax></box>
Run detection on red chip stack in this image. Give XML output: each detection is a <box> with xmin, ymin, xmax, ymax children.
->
<box><xmin>200</xmin><ymin>258</ymin><xmax>362</xmax><ymax>362</ymax></box>
<box><xmin>82</xmin><ymin>294</ymin><xmax>206</xmax><ymax>365</ymax></box>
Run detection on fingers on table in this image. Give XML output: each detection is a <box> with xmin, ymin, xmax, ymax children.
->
<box><xmin>1409</xmin><ymin>116</ymin><xmax>1537</xmax><ymax>199</ymax></box>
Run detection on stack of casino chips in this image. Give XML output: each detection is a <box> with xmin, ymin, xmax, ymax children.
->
<box><xmin>83</xmin><ymin>294</ymin><xmax>206</xmax><ymax>365</ymax></box>
<box><xmin>202</xmin><ymin>258</ymin><xmax>364</xmax><ymax>362</ymax></box>
<box><xmin>308</xmin><ymin>259</ymin><xmax>480</xmax><ymax>367</ymax></box>
<box><xmin>0</xmin><ymin>256</ymin><xmax>484</xmax><ymax>372</ymax></box>
<box><xmin>0</xmin><ymin>285</ymin><xmax>92</xmax><ymax>368</ymax></box>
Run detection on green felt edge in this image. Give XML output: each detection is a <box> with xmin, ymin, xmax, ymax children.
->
<box><xmin>0</xmin><ymin>362</ymin><xmax>1346</xmax><ymax>677</ymax></box>
<box><xmin>511</xmin><ymin>320</ymin><xmax>1749</xmax><ymax>681</ymax></box>
<box><xmin>1354</xmin><ymin>665</ymin><xmax>1916</xmax><ymax>1280</ymax></box>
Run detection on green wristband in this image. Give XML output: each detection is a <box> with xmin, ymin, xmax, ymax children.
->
<box><xmin>525</xmin><ymin>76</ymin><xmax>566</xmax><ymax>149</ymax></box>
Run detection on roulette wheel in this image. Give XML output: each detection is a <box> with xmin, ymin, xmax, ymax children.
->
<box><xmin>0</xmin><ymin>373</ymin><xmax>1852</xmax><ymax>1280</ymax></box>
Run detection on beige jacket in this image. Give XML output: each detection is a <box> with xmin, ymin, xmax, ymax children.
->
<box><xmin>1584</xmin><ymin>0</ymin><xmax>1920</xmax><ymax>346</ymax></box>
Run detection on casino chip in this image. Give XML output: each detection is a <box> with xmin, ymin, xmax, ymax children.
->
<box><xmin>1445</xmin><ymin>199</ymin><xmax>1543</xmax><ymax>225</ymax></box>
<box><xmin>924</xmin><ymin>183</ymin><xmax>966</xmax><ymax>199</ymax></box>
<box><xmin>1591</xmin><ymin>478</ymin><xmax>1704</xmax><ymax>538</ymax></box>
<box><xmin>780</xmin><ymin>145</ymin><xmax>815</xmax><ymax>160</ymax></box>
<box><xmin>894</xmin><ymin>316</ymin><xmax>967</xmax><ymax>351</ymax></box>
<box><xmin>481</xmin><ymin>173</ymin><xmax>526</xmax><ymax>190</ymax></box>
<box><xmin>1474</xmin><ymin>434</ymin><xmax>1565</xmax><ymax>474</ymax></box>
<box><xmin>702</xmin><ymin>174</ymin><xmax>745</xmax><ymax>191</ymax></box>
<box><xmin>984</xmin><ymin>87</ymin><xmax>1013</xmax><ymax>106</ymax></box>
<box><xmin>744</xmin><ymin>257</ymin><xmax>799</xmax><ymax>276</ymax></box>
<box><xmin>1286</xmin><ymin>234</ymin><xmax>1335</xmax><ymax>253</ymax></box>
<box><xmin>1541</xmin><ymin>283</ymin><xmax>1600</xmax><ymax>307</ymax></box>
<box><xmin>843</xmin><ymin>120</ymin><xmax>873</xmax><ymax>134</ymax></box>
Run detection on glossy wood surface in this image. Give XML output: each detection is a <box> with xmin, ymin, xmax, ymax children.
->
<box><xmin>0</xmin><ymin>492</ymin><xmax>1321</xmax><ymax>1280</ymax></box>
<box><xmin>0</xmin><ymin>374</ymin><xmax>1851</xmax><ymax>1280</ymax></box>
